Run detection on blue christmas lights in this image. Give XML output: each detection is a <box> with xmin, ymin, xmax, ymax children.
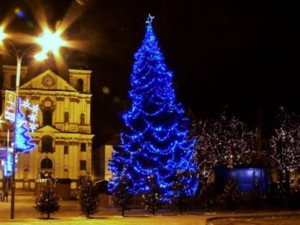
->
<box><xmin>15</xmin><ymin>97</ymin><xmax>36</xmax><ymax>152</ymax></box>
<box><xmin>2</xmin><ymin>149</ymin><xmax>13</xmax><ymax>177</ymax></box>
<box><xmin>109</xmin><ymin>14</ymin><xmax>198</xmax><ymax>201</ymax></box>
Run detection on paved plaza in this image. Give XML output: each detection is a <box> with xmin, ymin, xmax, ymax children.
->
<box><xmin>0</xmin><ymin>190</ymin><xmax>300</xmax><ymax>225</ymax></box>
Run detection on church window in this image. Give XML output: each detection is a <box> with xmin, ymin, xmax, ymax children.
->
<box><xmin>25</xmin><ymin>110</ymin><xmax>30</xmax><ymax>121</ymax></box>
<box><xmin>80</xmin><ymin>143</ymin><xmax>86</xmax><ymax>152</ymax></box>
<box><xmin>80</xmin><ymin>113</ymin><xmax>85</xmax><ymax>125</ymax></box>
<box><xmin>77</xmin><ymin>79</ymin><xmax>84</xmax><ymax>92</ymax></box>
<box><xmin>41</xmin><ymin>136</ymin><xmax>53</xmax><ymax>153</ymax></box>
<box><xmin>64</xmin><ymin>144</ymin><xmax>69</xmax><ymax>154</ymax></box>
<box><xmin>41</xmin><ymin>158</ymin><xmax>53</xmax><ymax>169</ymax></box>
<box><xmin>80</xmin><ymin>160</ymin><xmax>86</xmax><ymax>170</ymax></box>
<box><xmin>43</xmin><ymin>109</ymin><xmax>52</xmax><ymax>126</ymax></box>
<box><xmin>64</xmin><ymin>112</ymin><xmax>69</xmax><ymax>123</ymax></box>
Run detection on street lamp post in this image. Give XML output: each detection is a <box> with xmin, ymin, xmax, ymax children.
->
<box><xmin>0</xmin><ymin>39</ymin><xmax>43</xmax><ymax>219</ymax></box>
<box><xmin>11</xmin><ymin>51</ymin><xmax>23</xmax><ymax>220</ymax></box>
<box><xmin>0</xmin><ymin>28</ymin><xmax>66</xmax><ymax>219</ymax></box>
<box><xmin>0</xmin><ymin>118</ymin><xmax>11</xmax><ymax>202</ymax></box>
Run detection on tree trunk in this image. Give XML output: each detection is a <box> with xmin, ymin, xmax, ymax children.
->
<box><xmin>152</xmin><ymin>205</ymin><xmax>155</xmax><ymax>216</ymax></box>
<box><xmin>285</xmin><ymin>169</ymin><xmax>290</xmax><ymax>195</ymax></box>
<box><xmin>47</xmin><ymin>212</ymin><xmax>50</xmax><ymax>219</ymax></box>
<box><xmin>278</xmin><ymin>169</ymin><xmax>283</xmax><ymax>186</ymax></box>
<box><xmin>122</xmin><ymin>206</ymin><xmax>125</xmax><ymax>217</ymax></box>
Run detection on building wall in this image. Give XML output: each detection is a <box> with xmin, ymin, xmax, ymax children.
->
<box><xmin>0</xmin><ymin>66</ymin><xmax>94</xmax><ymax>190</ymax></box>
<box><xmin>104</xmin><ymin>145</ymin><xmax>114</xmax><ymax>181</ymax></box>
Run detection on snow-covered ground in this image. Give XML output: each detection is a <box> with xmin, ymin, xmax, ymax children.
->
<box><xmin>0</xmin><ymin>190</ymin><xmax>300</xmax><ymax>225</ymax></box>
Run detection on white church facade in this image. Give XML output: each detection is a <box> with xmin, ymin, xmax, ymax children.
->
<box><xmin>0</xmin><ymin>65</ymin><xmax>94</xmax><ymax>190</ymax></box>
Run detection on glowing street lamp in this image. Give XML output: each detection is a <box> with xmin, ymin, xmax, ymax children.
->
<box><xmin>0</xmin><ymin>27</ymin><xmax>6</xmax><ymax>42</ymax></box>
<box><xmin>0</xmin><ymin>27</ymin><xmax>66</xmax><ymax>219</ymax></box>
<box><xmin>35</xmin><ymin>28</ymin><xmax>67</xmax><ymax>57</ymax></box>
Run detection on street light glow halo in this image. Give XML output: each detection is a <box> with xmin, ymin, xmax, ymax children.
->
<box><xmin>35</xmin><ymin>28</ymin><xmax>67</xmax><ymax>56</ymax></box>
<box><xmin>0</xmin><ymin>27</ymin><xmax>7</xmax><ymax>42</ymax></box>
<box><xmin>34</xmin><ymin>51</ymin><xmax>48</xmax><ymax>61</ymax></box>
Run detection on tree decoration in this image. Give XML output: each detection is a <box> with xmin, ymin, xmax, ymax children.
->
<box><xmin>15</xmin><ymin>97</ymin><xmax>39</xmax><ymax>152</ymax></box>
<box><xmin>191</xmin><ymin>108</ymin><xmax>256</xmax><ymax>181</ymax></box>
<box><xmin>109</xmin><ymin>14</ymin><xmax>198</xmax><ymax>202</ymax></box>
<box><xmin>1</xmin><ymin>147</ymin><xmax>16</xmax><ymax>177</ymax></box>
<box><xmin>267</xmin><ymin>107</ymin><xmax>300</xmax><ymax>194</ymax></box>
<box><xmin>21</xmin><ymin>98</ymin><xmax>39</xmax><ymax>132</ymax></box>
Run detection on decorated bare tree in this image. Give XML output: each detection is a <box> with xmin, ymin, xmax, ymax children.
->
<box><xmin>267</xmin><ymin>107</ymin><xmax>300</xmax><ymax>194</ymax></box>
<box><xmin>192</xmin><ymin>108</ymin><xmax>256</xmax><ymax>182</ymax></box>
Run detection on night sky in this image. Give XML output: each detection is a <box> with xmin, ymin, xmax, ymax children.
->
<box><xmin>1</xmin><ymin>0</ymin><xmax>300</xmax><ymax>146</ymax></box>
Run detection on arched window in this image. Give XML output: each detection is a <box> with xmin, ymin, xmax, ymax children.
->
<box><xmin>80</xmin><ymin>113</ymin><xmax>85</xmax><ymax>125</ymax></box>
<box><xmin>41</xmin><ymin>158</ymin><xmax>53</xmax><ymax>169</ymax></box>
<box><xmin>43</xmin><ymin>109</ymin><xmax>52</xmax><ymax>126</ymax></box>
<box><xmin>77</xmin><ymin>79</ymin><xmax>84</xmax><ymax>92</ymax></box>
<box><xmin>41</xmin><ymin>136</ymin><xmax>53</xmax><ymax>153</ymax></box>
<box><xmin>10</xmin><ymin>75</ymin><xmax>16</xmax><ymax>88</ymax></box>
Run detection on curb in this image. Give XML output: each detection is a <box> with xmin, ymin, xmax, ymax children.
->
<box><xmin>206</xmin><ymin>213</ymin><xmax>300</xmax><ymax>225</ymax></box>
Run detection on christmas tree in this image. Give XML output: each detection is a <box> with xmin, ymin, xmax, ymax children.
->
<box><xmin>142</xmin><ymin>174</ymin><xmax>160</xmax><ymax>215</ymax></box>
<box><xmin>35</xmin><ymin>180</ymin><xmax>60</xmax><ymax>219</ymax></box>
<box><xmin>172</xmin><ymin>170</ymin><xmax>191</xmax><ymax>213</ymax></box>
<box><xmin>78</xmin><ymin>177</ymin><xmax>99</xmax><ymax>218</ymax></box>
<box><xmin>109</xmin><ymin>14</ymin><xmax>198</xmax><ymax>202</ymax></box>
<box><xmin>112</xmin><ymin>175</ymin><xmax>132</xmax><ymax>216</ymax></box>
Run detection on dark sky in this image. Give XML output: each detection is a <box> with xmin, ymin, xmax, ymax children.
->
<box><xmin>1</xmin><ymin>0</ymin><xmax>300</xmax><ymax>146</ymax></box>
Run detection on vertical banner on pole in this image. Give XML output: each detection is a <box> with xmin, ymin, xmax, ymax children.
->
<box><xmin>4</xmin><ymin>90</ymin><xmax>17</xmax><ymax>122</ymax></box>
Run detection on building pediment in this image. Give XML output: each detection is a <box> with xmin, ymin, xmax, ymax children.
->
<box><xmin>21</xmin><ymin>70</ymin><xmax>77</xmax><ymax>91</ymax></box>
<box><xmin>35</xmin><ymin>125</ymin><xmax>61</xmax><ymax>133</ymax></box>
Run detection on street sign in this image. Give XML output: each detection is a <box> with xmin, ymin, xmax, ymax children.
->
<box><xmin>4</xmin><ymin>90</ymin><xmax>16</xmax><ymax>122</ymax></box>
